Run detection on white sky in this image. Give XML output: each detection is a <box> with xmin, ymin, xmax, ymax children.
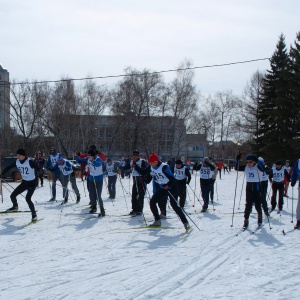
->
<box><xmin>1</xmin><ymin>0</ymin><xmax>299</xmax><ymax>96</ymax></box>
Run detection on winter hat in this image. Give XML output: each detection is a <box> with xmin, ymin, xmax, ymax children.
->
<box><xmin>258</xmin><ymin>157</ymin><xmax>264</xmax><ymax>164</ymax></box>
<box><xmin>107</xmin><ymin>158</ymin><xmax>112</xmax><ymax>163</ymax></box>
<box><xmin>203</xmin><ymin>157</ymin><xmax>210</xmax><ymax>163</ymax></box>
<box><xmin>148</xmin><ymin>153</ymin><xmax>159</xmax><ymax>163</ymax></box>
<box><xmin>90</xmin><ymin>145</ymin><xmax>97</xmax><ymax>151</ymax></box>
<box><xmin>175</xmin><ymin>159</ymin><xmax>183</xmax><ymax>165</ymax></box>
<box><xmin>275</xmin><ymin>160</ymin><xmax>282</xmax><ymax>165</ymax></box>
<box><xmin>246</xmin><ymin>154</ymin><xmax>255</xmax><ymax>161</ymax></box>
<box><xmin>88</xmin><ymin>150</ymin><xmax>96</xmax><ymax>157</ymax></box>
<box><xmin>16</xmin><ymin>148</ymin><xmax>26</xmax><ymax>156</ymax></box>
<box><xmin>132</xmin><ymin>150</ymin><xmax>140</xmax><ymax>156</ymax></box>
<box><xmin>57</xmin><ymin>158</ymin><xmax>64</xmax><ymax>165</ymax></box>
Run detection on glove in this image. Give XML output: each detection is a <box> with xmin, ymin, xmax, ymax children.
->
<box><xmin>291</xmin><ymin>181</ymin><xmax>296</xmax><ymax>187</ymax></box>
<box><xmin>132</xmin><ymin>163</ymin><xmax>136</xmax><ymax>168</ymax></box>
<box><xmin>160</xmin><ymin>184</ymin><xmax>169</xmax><ymax>189</ymax></box>
<box><xmin>186</xmin><ymin>180</ymin><xmax>190</xmax><ymax>185</ymax></box>
<box><xmin>236</xmin><ymin>154</ymin><xmax>241</xmax><ymax>161</ymax></box>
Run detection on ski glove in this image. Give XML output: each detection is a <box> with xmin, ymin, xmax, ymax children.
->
<box><xmin>160</xmin><ymin>184</ymin><xmax>169</xmax><ymax>190</ymax></box>
<box><xmin>291</xmin><ymin>181</ymin><xmax>296</xmax><ymax>187</ymax></box>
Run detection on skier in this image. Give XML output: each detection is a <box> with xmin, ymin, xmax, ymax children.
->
<box><xmin>257</xmin><ymin>157</ymin><xmax>271</xmax><ymax>216</ymax></box>
<box><xmin>283</xmin><ymin>160</ymin><xmax>292</xmax><ymax>197</ymax></box>
<box><xmin>216</xmin><ymin>160</ymin><xmax>224</xmax><ymax>179</ymax></box>
<box><xmin>174</xmin><ymin>159</ymin><xmax>191</xmax><ymax>208</ymax></box>
<box><xmin>134</xmin><ymin>153</ymin><xmax>190</xmax><ymax>230</ymax></box>
<box><xmin>34</xmin><ymin>151</ymin><xmax>45</xmax><ymax>187</ymax></box>
<box><xmin>209</xmin><ymin>158</ymin><xmax>218</xmax><ymax>203</ymax></box>
<box><xmin>124</xmin><ymin>150</ymin><xmax>147</xmax><ymax>216</ymax></box>
<box><xmin>1</xmin><ymin>149</ymin><xmax>39</xmax><ymax>221</ymax></box>
<box><xmin>269</xmin><ymin>160</ymin><xmax>291</xmax><ymax>213</ymax></box>
<box><xmin>103</xmin><ymin>158</ymin><xmax>118</xmax><ymax>199</ymax></box>
<box><xmin>56</xmin><ymin>157</ymin><xmax>80</xmax><ymax>204</ymax></box>
<box><xmin>75</xmin><ymin>150</ymin><xmax>105</xmax><ymax>216</ymax></box>
<box><xmin>290</xmin><ymin>159</ymin><xmax>300</xmax><ymax>229</ymax></box>
<box><xmin>235</xmin><ymin>154</ymin><xmax>267</xmax><ymax>228</ymax></box>
<box><xmin>46</xmin><ymin>147</ymin><xmax>64</xmax><ymax>201</ymax></box>
<box><xmin>195</xmin><ymin>157</ymin><xmax>216</xmax><ymax>212</ymax></box>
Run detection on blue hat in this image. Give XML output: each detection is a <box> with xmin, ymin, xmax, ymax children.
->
<box><xmin>246</xmin><ymin>154</ymin><xmax>255</xmax><ymax>161</ymax></box>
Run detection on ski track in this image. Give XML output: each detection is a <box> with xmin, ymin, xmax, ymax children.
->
<box><xmin>0</xmin><ymin>174</ymin><xmax>299</xmax><ymax>299</ymax></box>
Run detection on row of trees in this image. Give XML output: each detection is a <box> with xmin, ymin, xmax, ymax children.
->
<box><xmin>1</xmin><ymin>32</ymin><xmax>300</xmax><ymax>163</ymax></box>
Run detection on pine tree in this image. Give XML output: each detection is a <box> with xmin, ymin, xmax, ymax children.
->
<box><xmin>289</xmin><ymin>32</ymin><xmax>300</xmax><ymax>158</ymax></box>
<box><xmin>257</xmin><ymin>34</ymin><xmax>293</xmax><ymax>162</ymax></box>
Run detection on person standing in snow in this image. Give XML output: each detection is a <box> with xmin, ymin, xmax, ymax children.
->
<box><xmin>216</xmin><ymin>160</ymin><xmax>224</xmax><ymax>179</ymax></box>
<box><xmin>283</xmin><ymin>160</ymin><xmax>292</xmax><ymax>197</ymax></box>
<box><xmin>196</xmin><ymin>157</ymin><xmax>216</xmax><ymax>212</ymax></box>
<box><xmin>269</xmin><ymin>160</ymin><xmax>291</xmax><ymax>213</ymax></box>
<box><xmin>174</xmin><ymin>159</ymin><xmax>191</xmax><ymax>208</ymax></box>
<box><xmin>257</xmin><ymin>157</ymin><xmax>271</xmax><ymax>216</ymax></box>
<box><xmin>235</xmin><ymin>154</ymin><xmax>268</xmax><ymax>228</ymax></box>
<box><xmin>34</xmin><ymin>151</ymin><xmax>45</xmax><ymax>187</ymax></box>
<box><xmin>209</xmin><ymin>158</ymin><xmax>218</xmax><ymax>203</ymax></box>
<box><xmin>46</xmin><ymin>147</ymin><xmax>64</xmax><ymax>201</ymax></box>
<box><xmin>56</xmin><ymin>157</ymin><xmax>80</xmax><ymax>204</ymax></box>
<box><xmin>134</xmin><ymin>153</ymin><xmax>190</xmax><ymax>230</ymax></box>
<box><xmin>1</xmin><ymin>148</ymin><xmax>39</xmax><ymax>222</ymax></box>
<box><xmin>75</xmin><ymin>150</ymin><xmax>105</xmax><ymax>216</ymax></box>
<box><xmin>103</xmin><ymin>158</ymin><xmax>118</xmax><ymax>199</ymax></box>
<box><xmin>124</xmin><ymin>150</ymin><xmax>147</xmax><ymax>216</ymax></box>
<box><xmin>290</xmin><ymin>159</ymin><xmax>300</xmax><ymax>229</ymax></box>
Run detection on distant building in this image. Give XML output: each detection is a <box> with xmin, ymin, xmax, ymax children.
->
<box><xmin>0</xmin><ymin>64</ymin><xmax>10</xmax><ymax>130</ymax></box>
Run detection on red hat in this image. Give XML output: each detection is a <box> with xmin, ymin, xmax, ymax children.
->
<box><xmin>148</xmin><ymin>153</ymin><xmax>159</xmax><ymax>163</ymax></box>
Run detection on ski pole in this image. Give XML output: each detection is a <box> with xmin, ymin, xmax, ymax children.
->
<box><xmin>193</xmin><ymin>170</ymin><xmax>197</xmax><ymax>207</ymax></box>
<box><xmin>187</xmin><ymin>184</ymin><xmax>203</xmax><ymax>206</ymax></box>
<box><xmin>231</xmin><ymin>163</ymin><xmax>239</xmax><ymax>227</ymax></box>
<box><xmin>291</xmin><ymin>187</ymin><xmax>294</xmax><ymax>223</ymax></box>
<box><xmin>167</xmin><ymin>191</ymin><xmax>202</xmax><ymax>231</ymax></box>
<box><xmin>238</xmin><ymin>172</ymin><xmax>245</xmax><ymax>210</ymax></box>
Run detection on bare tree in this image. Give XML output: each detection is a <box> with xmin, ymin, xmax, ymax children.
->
<box><xmin>168</xmin><ymin>60</ymin><xmax>199</xmax><ymax>157</ymax></box>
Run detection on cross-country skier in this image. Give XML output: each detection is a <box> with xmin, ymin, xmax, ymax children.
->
<box><xmin>46</xmin><ymin>147</ymin><xmax>64</xmax><ymax>201</ymax></box>
<box><xmin>235</xmin><ymin>154</ymin><xmax>268</xmax><ymax>228</ymax></box>
<box><xmin>269</xmin><ymin>160</ymin><xmax>291</xmax><ymax>213</ymax></box>
<box><xmin>174</xmin><ymin>159</ymin><xmax>191</xmax><ymax>208</ymax></box>
<box><xmin>134</xmin><ymin>153</ymin><xmax>190</xmax><ymax>230</ymax></box>
<box><xmin>1</xmin><ymin>149</ymin><xmax>39</xmax><ymax>222</ymax></box>
<box><xmin>103</xmin><ymin>158</ymin><xmax>118</xmax><ymax>199</ymax></box>
<box><xmin>56</xmin><ymin>157</ymin><xmax>80</xmax><ymax>204</ymax></box>
<box><xmin>283</xmin><ymin>160</ymin><xmax>292</xmax><ymax>197</ymax></box>
<box><xmin>34</xmin><ymin>151</ymin><xmax>45</xmax><ymax>187</ymax></box>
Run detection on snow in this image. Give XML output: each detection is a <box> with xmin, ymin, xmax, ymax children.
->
<box><xmin>1</xmin><ymin>171</ymin><xmax>299</xmax><ymax>300</ymax></box>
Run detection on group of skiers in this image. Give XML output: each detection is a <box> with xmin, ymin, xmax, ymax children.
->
<box><xmin>1</xmin><ymin>147</ymin><xmax>300</xmax><ymax>231</ymax></box>
<box><xmin>235</xmin><ymin>154</ymin><xmax>300</xmax><ymax>229</ymax></box>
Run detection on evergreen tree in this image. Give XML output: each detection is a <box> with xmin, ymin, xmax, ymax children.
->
<box><xmin>257</xmin><ymin>34</ymin><xmax>293</xmax><ymax>162</ymax></box>
<box><xmin>289</xmin><ymin>32</ymin><xmax>300</xmax><ymax>158</ymax></box>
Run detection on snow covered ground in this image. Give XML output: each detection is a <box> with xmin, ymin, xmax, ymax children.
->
<box><xmin>1</xmin><ymin>170</ymin><xmax>299</xmax><ymax>300</ymax></box>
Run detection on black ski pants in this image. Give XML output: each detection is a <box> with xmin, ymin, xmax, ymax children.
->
<box><xmin>131</xmin><ymin>176</ymin><xmax>146</xmax><ymax>213</ymax></box>
<box><xmin>271</xmin><ymin>182</ymin><xmax>284</xmax><ymax>210</ymax></box>
<box><xmin>244</xmin><ymin>182</ymin><xmax>262</xmax><ymax>220</ymax></box>
<box><xmin>11</xmin><ymin>180</ymin><xmax>37</xmax><ymax>214</ymax></box>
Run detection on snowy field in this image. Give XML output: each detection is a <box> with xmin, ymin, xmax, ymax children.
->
<box><xmin>0</xmin><ymin>170</ymin><xmax>299</xmax><ymax>300</ymax></box>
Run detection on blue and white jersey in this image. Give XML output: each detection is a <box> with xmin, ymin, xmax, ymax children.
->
<box><xmin>245</xmin><ymin>164</ymin><xmax>261</xmax><ymax>183</ymax></box>
<box><xmin>259</xmin><ymin>169</ymin><xmax>269</xmax><ymax>181</ymax></box>
<box><xmin>199</xmin><ymin>165</ymin><xmax>213</xmax><ymax>180</ymax></box>
<box><xmin>89</xmin><ymin>157</ymin><xmax>103</xmax><ymax>177</ymax></box>
<box><xmin>272</xmin><ymin>167</ymin><xmax>285</xmax><ymax>183</ymax></box>
<box><xmin>174</xmin><ymin>166</ymin><xmax>187</xmax><ymax>180</ymax></box>
<box><xmin>58</xmin><ymin>159</ymin><xmax>73</xmax><ymax>176</ymax></box>
<box><xmin>48</xmin><ymin>153</ymin><xmax>63</xmax><ymax>167</ymax></box>
<box><xmin>106</xmin><ymin>163</ymin><xmax>117</xmax><ymax>176</ymax></box>
<box><xmin>131</xmin><ymin>159</ymin><xmax>145</xmax><ymax>177</ymax></box>
<box><xmin>16</xmin><ymin>158</ymin><xmax>35</xmax><ymax>181</ymax></box>
<box><xmin>151</xmin><ymin>163</ymin><xmax>169</xmax><ymax>185</ymax></box>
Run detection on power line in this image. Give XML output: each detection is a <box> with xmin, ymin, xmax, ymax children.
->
<box><xmin>0</xmin><ymin>57</ymin><xmax>270</xmax><ymax>86</ymax></box>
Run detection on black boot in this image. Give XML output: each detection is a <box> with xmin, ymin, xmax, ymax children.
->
<box><xmin>243</xmin><ymin>219</ymin><xmax>249</xmax><ymax>228</ymax></box>
<box><xmin>294</xmin><ymin>220</ymin><xmax>300</xmax><ymax>230</ymax></box>
<box><xmin>258</xmin><ymin>215</ymin><xmax>262</xmax><ymax>226</ymax></box>
<box><xmin>76</xmin><ymin>195</ymin><xmax>80</xmax><ymax>203</ymax></box>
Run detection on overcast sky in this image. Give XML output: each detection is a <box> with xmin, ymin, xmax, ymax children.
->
<box><xmin>1</xmin><ymin>0</ymin><xmax>299</xmax><ymax>96</ymax></box>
